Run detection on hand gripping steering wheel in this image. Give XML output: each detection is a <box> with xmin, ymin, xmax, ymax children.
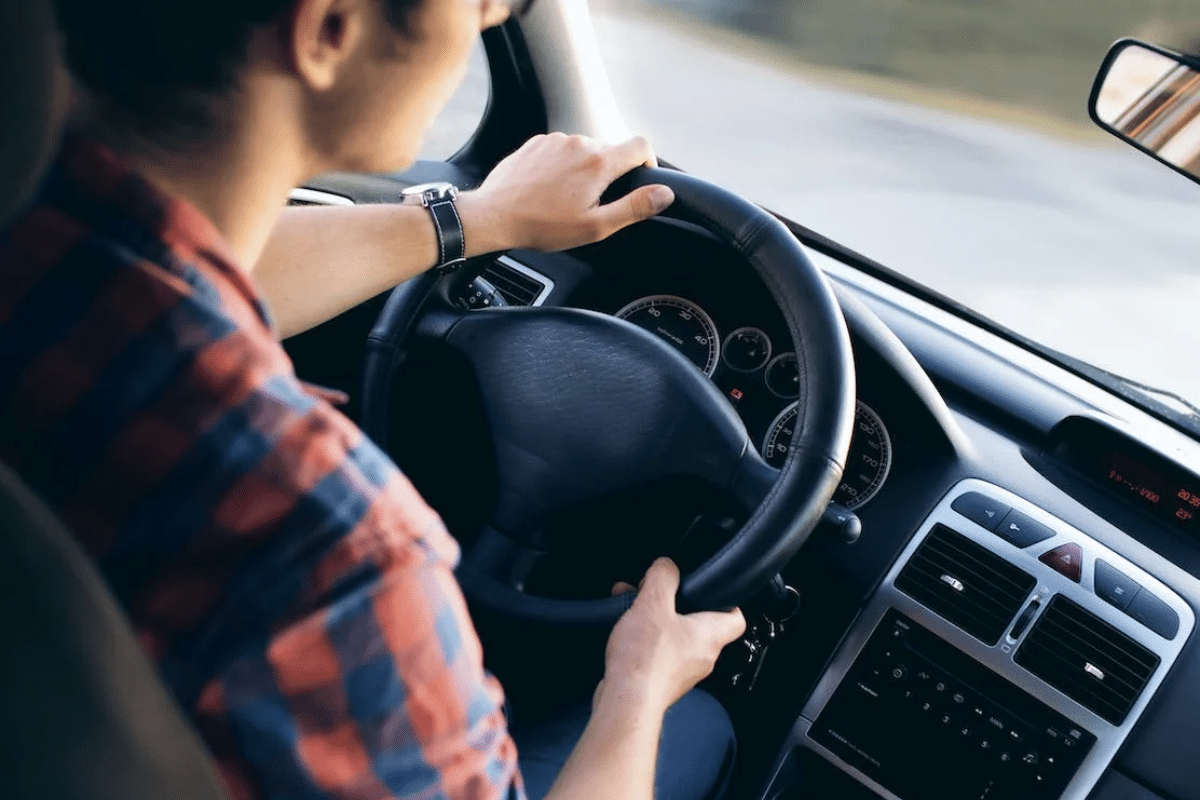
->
<box><xmin>361</xmin><ymin>167</ymin><xmax>855</xmax><ymax>625</ymax></box>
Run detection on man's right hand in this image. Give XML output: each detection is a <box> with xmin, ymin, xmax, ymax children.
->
<box><xmin>601</xmin><ymin>558</ymin><xmax>747</xmax><ymax>714</ymax></box>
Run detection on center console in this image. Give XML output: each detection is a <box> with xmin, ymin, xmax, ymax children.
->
<box><xmin>763</xmin><ymin>479</ymin><xmax>1194</xmax><ymax>800</ymax></box>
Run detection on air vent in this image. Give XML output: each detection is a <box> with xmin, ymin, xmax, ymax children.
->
<box><xmin>1015</xmin><ymin>595</ymin><xmax>1160</xmax><ymax>725</ymax></box>
<box><xmin>896</xmin><ymin>524</ymin><xmax>1037</xmax><ymax>645</ymax></box>
<box><xmin>287</xmin><ymin>188</ymin><xmax>354</xmax><ymax>207</ymax></box>
<box><xmin>481</xmin><ymin>257</ymin><xmax>551</xmax><ymax>306</ymax></box>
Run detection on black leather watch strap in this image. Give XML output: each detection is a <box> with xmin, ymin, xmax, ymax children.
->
<box><xmin>427</xmin><ymin>196</ymin><xmax>466</xmax><ymax>274</ymax></box>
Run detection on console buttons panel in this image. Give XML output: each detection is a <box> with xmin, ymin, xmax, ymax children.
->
<box><xmin>810</xmin><ymin>610</ymin><xmax>1096</xmax><ymax>800</ymax></box>
<box><xmin>1128</xmin><ymin>590</ymin><xmax>1181</xmax><ymax>640</ymax></box>
<box><xmin>1039</xmin><ymin>543</ymin><xmax>1083</xmax><ymax>582</ymax></box>
<box><xmin>1094</xmin><ymin>560</ymin><xmax>1140</xmax><ymax>611</ymax></box>
<box><xmin>800</xmin><ymin>482</ymin><xmax>1194</xmax><ymax>800</ymax></box>
<box><xmin>952</xmin><ymin>492</ymin><xmax>1010</xmax><ymax>531</ymax></box>
<box><xmin>996</xmin><ymin>510</ymin><xmax>1056</xmax><ymax>548</ymax></box>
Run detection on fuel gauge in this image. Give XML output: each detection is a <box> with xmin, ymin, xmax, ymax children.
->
<box><xmin>765</xmin><ymin>352</ymin><xmax>801</xmax><ymax>399</ymax></box>
<box><xmin>722</xmin><ymin>327</ymin><xmax>772</xmax><ymax>372</ymax></box>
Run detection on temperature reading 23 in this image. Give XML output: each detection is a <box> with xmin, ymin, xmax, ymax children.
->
<box><xmin>762</xmin><ymin>400</ymin><xmax>893</xmax><ymax>511</ymax></box>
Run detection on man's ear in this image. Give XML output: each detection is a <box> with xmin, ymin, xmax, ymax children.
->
<box><xmin>479</xmin><ymin>0</ymin><xmax>513</xmax><ymax>30</ymax></box>
<box><xmin>288</xmin><ymin>0</ymin><xmax>366</xmax><ymax>91</ymax></box>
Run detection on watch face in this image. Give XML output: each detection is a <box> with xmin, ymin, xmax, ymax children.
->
<box><xmin>402</xmin><ymin>181</ymin><xmax>457</xmax><ymax>203</ymax></box>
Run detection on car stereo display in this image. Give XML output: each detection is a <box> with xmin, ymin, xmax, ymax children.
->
<box><xmin>1049</xmin><ymin>417</ymin><xmax>1200</xmax><ymax>535</ymax></box>
<box><xmin>1099</xmin><ymin>449</ymin><xmax>1200</xmax><ymax>529</ymax></box>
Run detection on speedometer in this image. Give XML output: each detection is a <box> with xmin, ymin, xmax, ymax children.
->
<box><xmin>762</xmin><ymin>400</ymin><xmax>893</xmax><ymax>510</ymax></box>
<box><xmin>615</xmin><ymin>295</ymin><xmax>721</xmax><ymax>377</ymax></box>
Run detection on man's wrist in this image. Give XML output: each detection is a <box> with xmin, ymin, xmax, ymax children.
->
<box><xmin>455</xmin><ymin>190</ymin><xmax>517</xmax><ymax>258</ymax></box>
<box><xmin>594</xmin><ymin>675</ymin><xmax>670</xmax><ymax>720</ymax></box>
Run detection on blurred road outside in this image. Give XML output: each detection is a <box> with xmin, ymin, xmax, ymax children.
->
<box><xmin>587</xmin><ymin>0</ymin><xmax>1200</xmax><ymax>407</ymax></box>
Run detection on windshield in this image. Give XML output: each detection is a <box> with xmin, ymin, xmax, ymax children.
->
<box><xmin>594</xmin><ymin>0</ymin><xmax>1200</xmax><ymax>409</ymax></box>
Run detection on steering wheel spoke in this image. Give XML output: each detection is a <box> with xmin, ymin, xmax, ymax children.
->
<box><xmin>731</xmin><ymin>446</ymin><xmax>781</xmax><ymax>512</ymax></box>
<box><xmin>458</xmin><ymin>524</ymin><xmax>547</xmax><ymax>592</ymax></box>
<box><xmin>412</xmin><ymin>287</ymin><xmax>469</xmax><ymax>342</ymax></box>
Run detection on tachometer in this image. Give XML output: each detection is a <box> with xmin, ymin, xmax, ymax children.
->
<box><xmin>615</xmin><ymin>295</ymin><xmax>720</xmax><ymax>377</ymax></box>
<box><xmin>762</xmin><ymin>400</ymin><xmax>893</xmax><ymax>510</ymax></box>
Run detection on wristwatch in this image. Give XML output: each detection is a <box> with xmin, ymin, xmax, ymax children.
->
<box><xmin>400</xmin><ymin>181</ymin><xmax>466</xmax><ymax>274</ymax></box>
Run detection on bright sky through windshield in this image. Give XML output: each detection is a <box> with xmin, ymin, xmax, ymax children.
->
<box><xmin>593</xmin><ymin>1</ymin><xmax>1200</xmax><ymax>406</ymax></box>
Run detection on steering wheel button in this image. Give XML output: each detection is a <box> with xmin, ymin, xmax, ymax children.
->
<box><xmin>951</xmin><ymin>492</ymin><xmax>1010</xmax><ymax>531</ymax></box>
<box><xmin>1038</xmin><ymin>542</ymin><xmax>1083</xmax><ymax>582</ymax></box>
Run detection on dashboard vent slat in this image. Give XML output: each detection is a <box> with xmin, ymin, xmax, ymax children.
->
<box><xmin>1015</xmin><ymin>595</ymin><xmax>1159</xmax><ymax>725</ymax></box>
<box><xmin>895</xmin><ymin>524</ymin><xmax>1036</xmax><ymax>645</ymax></box>
<box><xmin>482</xmin><ymin>259</ymin><xmax>547</xmax><ymax>306</ymax></box>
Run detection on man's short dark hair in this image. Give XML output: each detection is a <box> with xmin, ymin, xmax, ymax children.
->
<box><xmin>55</xmin><ymin>0</ymin><xmax>421</xmax><ymax>137</ymax></box>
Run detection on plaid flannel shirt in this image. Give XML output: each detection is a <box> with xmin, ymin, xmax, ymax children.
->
<box><xmin>0</xmin><ymin>135</ymin><xmax>524</xmax><ymax>800</ymax></box>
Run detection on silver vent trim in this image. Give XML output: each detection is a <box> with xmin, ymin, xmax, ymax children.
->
<box><xmin>486</xmin><ymin>256</ymin><xmax>555</xmax><ymax>307</ymax></box>
<box><xmin>288</xmin><ymin>187</ymin><xmax>355</xmax><ymax>207</ymax></box>
<box><xmin>790</xmin><ymin>478</ymin><xmax>1194</xmax><ymax>800</ymax></box>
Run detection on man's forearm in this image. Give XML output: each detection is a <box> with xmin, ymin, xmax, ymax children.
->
<box><xmin>253</xmin><ymin>134</ymin><xmax>674</xmax><ymax>339</ymax></box>
<box><xmin>253</xmin><ymin>196</ymin><xmax>506</xmax><ymax>339</ymax></box>
<box><xmin>543</xmin><ymin>682</ymin><xmax>664</xmax><ymax>800</ymax></box>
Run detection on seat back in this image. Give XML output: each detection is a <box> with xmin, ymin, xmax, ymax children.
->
<box><xmin>0</xmin><ymin>0</ymin><xmax>70</xmax><ymax>223</ymax></box>
<box><xmin>0</xmin><ymin>4</ymin><xmax>231</xmax><ymax>797</ymax></box>
<box><xmin>0</xmin><ymin>460</ymin><xmax>231</xmax><ymax>800</ymax></box>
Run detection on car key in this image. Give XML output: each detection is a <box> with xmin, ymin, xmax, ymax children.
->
<box><xmin>730</xmin><ymin>617</ymin><xmax>779</xmax><ymax>691</ymax></box>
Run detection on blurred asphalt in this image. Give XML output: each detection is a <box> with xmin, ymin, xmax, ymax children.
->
<box><xmin>589</xmin><ymin>12</ymin><xmax>1200</xmax><ymax>405</ymax></box>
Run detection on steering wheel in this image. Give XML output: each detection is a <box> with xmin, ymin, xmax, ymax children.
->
<box><xmin>361</xmin><ymin>167</ymin><xmax>855</xmax><ymax>626</ymax></box>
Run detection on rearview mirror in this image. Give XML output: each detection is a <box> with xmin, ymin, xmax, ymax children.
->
<box><xmin>1090</xmin><ymin>38</ymin><xmax>1200</xmax><ymax>187</ymax></box>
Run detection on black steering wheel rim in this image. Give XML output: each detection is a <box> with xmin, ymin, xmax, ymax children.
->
<box><xmin>362</xmin><ymin>167</ymin><xmax>856</xmax><ymax>625</ymax></box>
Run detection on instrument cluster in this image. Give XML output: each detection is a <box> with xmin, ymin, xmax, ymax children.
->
<box><xmin>614</xmin><ymin>293</ymin><xmax>892</xmax><ymax>511</ymax></box>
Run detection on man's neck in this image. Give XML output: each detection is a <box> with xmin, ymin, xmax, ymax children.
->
<box><xmin>77</xmin><ymin>92</ymin><xmax>310</xmax><ymax>272</ymax></box>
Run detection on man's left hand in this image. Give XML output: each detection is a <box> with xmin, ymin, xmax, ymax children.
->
<box><xmin>456</xmin><ymin>133</ymin><xmax>676</xmax><ymax>256</ymax></box>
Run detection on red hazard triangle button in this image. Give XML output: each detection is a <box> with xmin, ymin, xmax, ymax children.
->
<box><xmin>1039</xmin><ymin>542</ymin><xmax>1083</xmax><ymax>583</ymax></box>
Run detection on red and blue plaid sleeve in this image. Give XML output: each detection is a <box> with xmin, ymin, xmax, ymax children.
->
<box><xmin>194</xmin><ymin>461</ymin><xmax>526</xmax><ymax>800</ymax></box>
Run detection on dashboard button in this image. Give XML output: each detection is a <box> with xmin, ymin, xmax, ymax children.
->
<box><xmin>951</xmin><ymin>492</ymin><xmax>1010</xmax><ymax>531</ymax></box>
<box><xmin>1038</xmin><ymin>543</ymin><xmax>1083</xmax><ymax>582</ymax></box>
<box><xmin>1094</xmin><ymin>559</ymin><xmax>1140</xmax><ymax>611</ymax></box>
<box><xmin>1127</xmin><ymin>589</ymin><xmax>1180</xmax><ymax>640</ymax></box>
<box><xmin>995</xmin><ymin>510</ymin><xmax>1056</xmax><ymax>548</ymax></box>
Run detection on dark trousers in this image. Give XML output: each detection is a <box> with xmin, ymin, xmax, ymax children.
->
<box><xmin>512</xmin><ymin>689</ymin><xmax>736</xmax><ymax>800</ymax></box>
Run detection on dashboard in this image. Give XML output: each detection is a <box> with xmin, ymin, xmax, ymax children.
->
<box><xmin>285</xmin><ymin>176</ymin><xmax>1200</xmax><ymax>800</ymax></box>
<box><xmin>446</xmin><ymin>219</ymin><xmax>1200</xmax><ymax>800</ymax></box>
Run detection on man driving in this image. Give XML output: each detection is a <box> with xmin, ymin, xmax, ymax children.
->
<box><xmin>0</xmin><ymin>1</ymin><xmax>746</xmax><ymax>799</ymax></box>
